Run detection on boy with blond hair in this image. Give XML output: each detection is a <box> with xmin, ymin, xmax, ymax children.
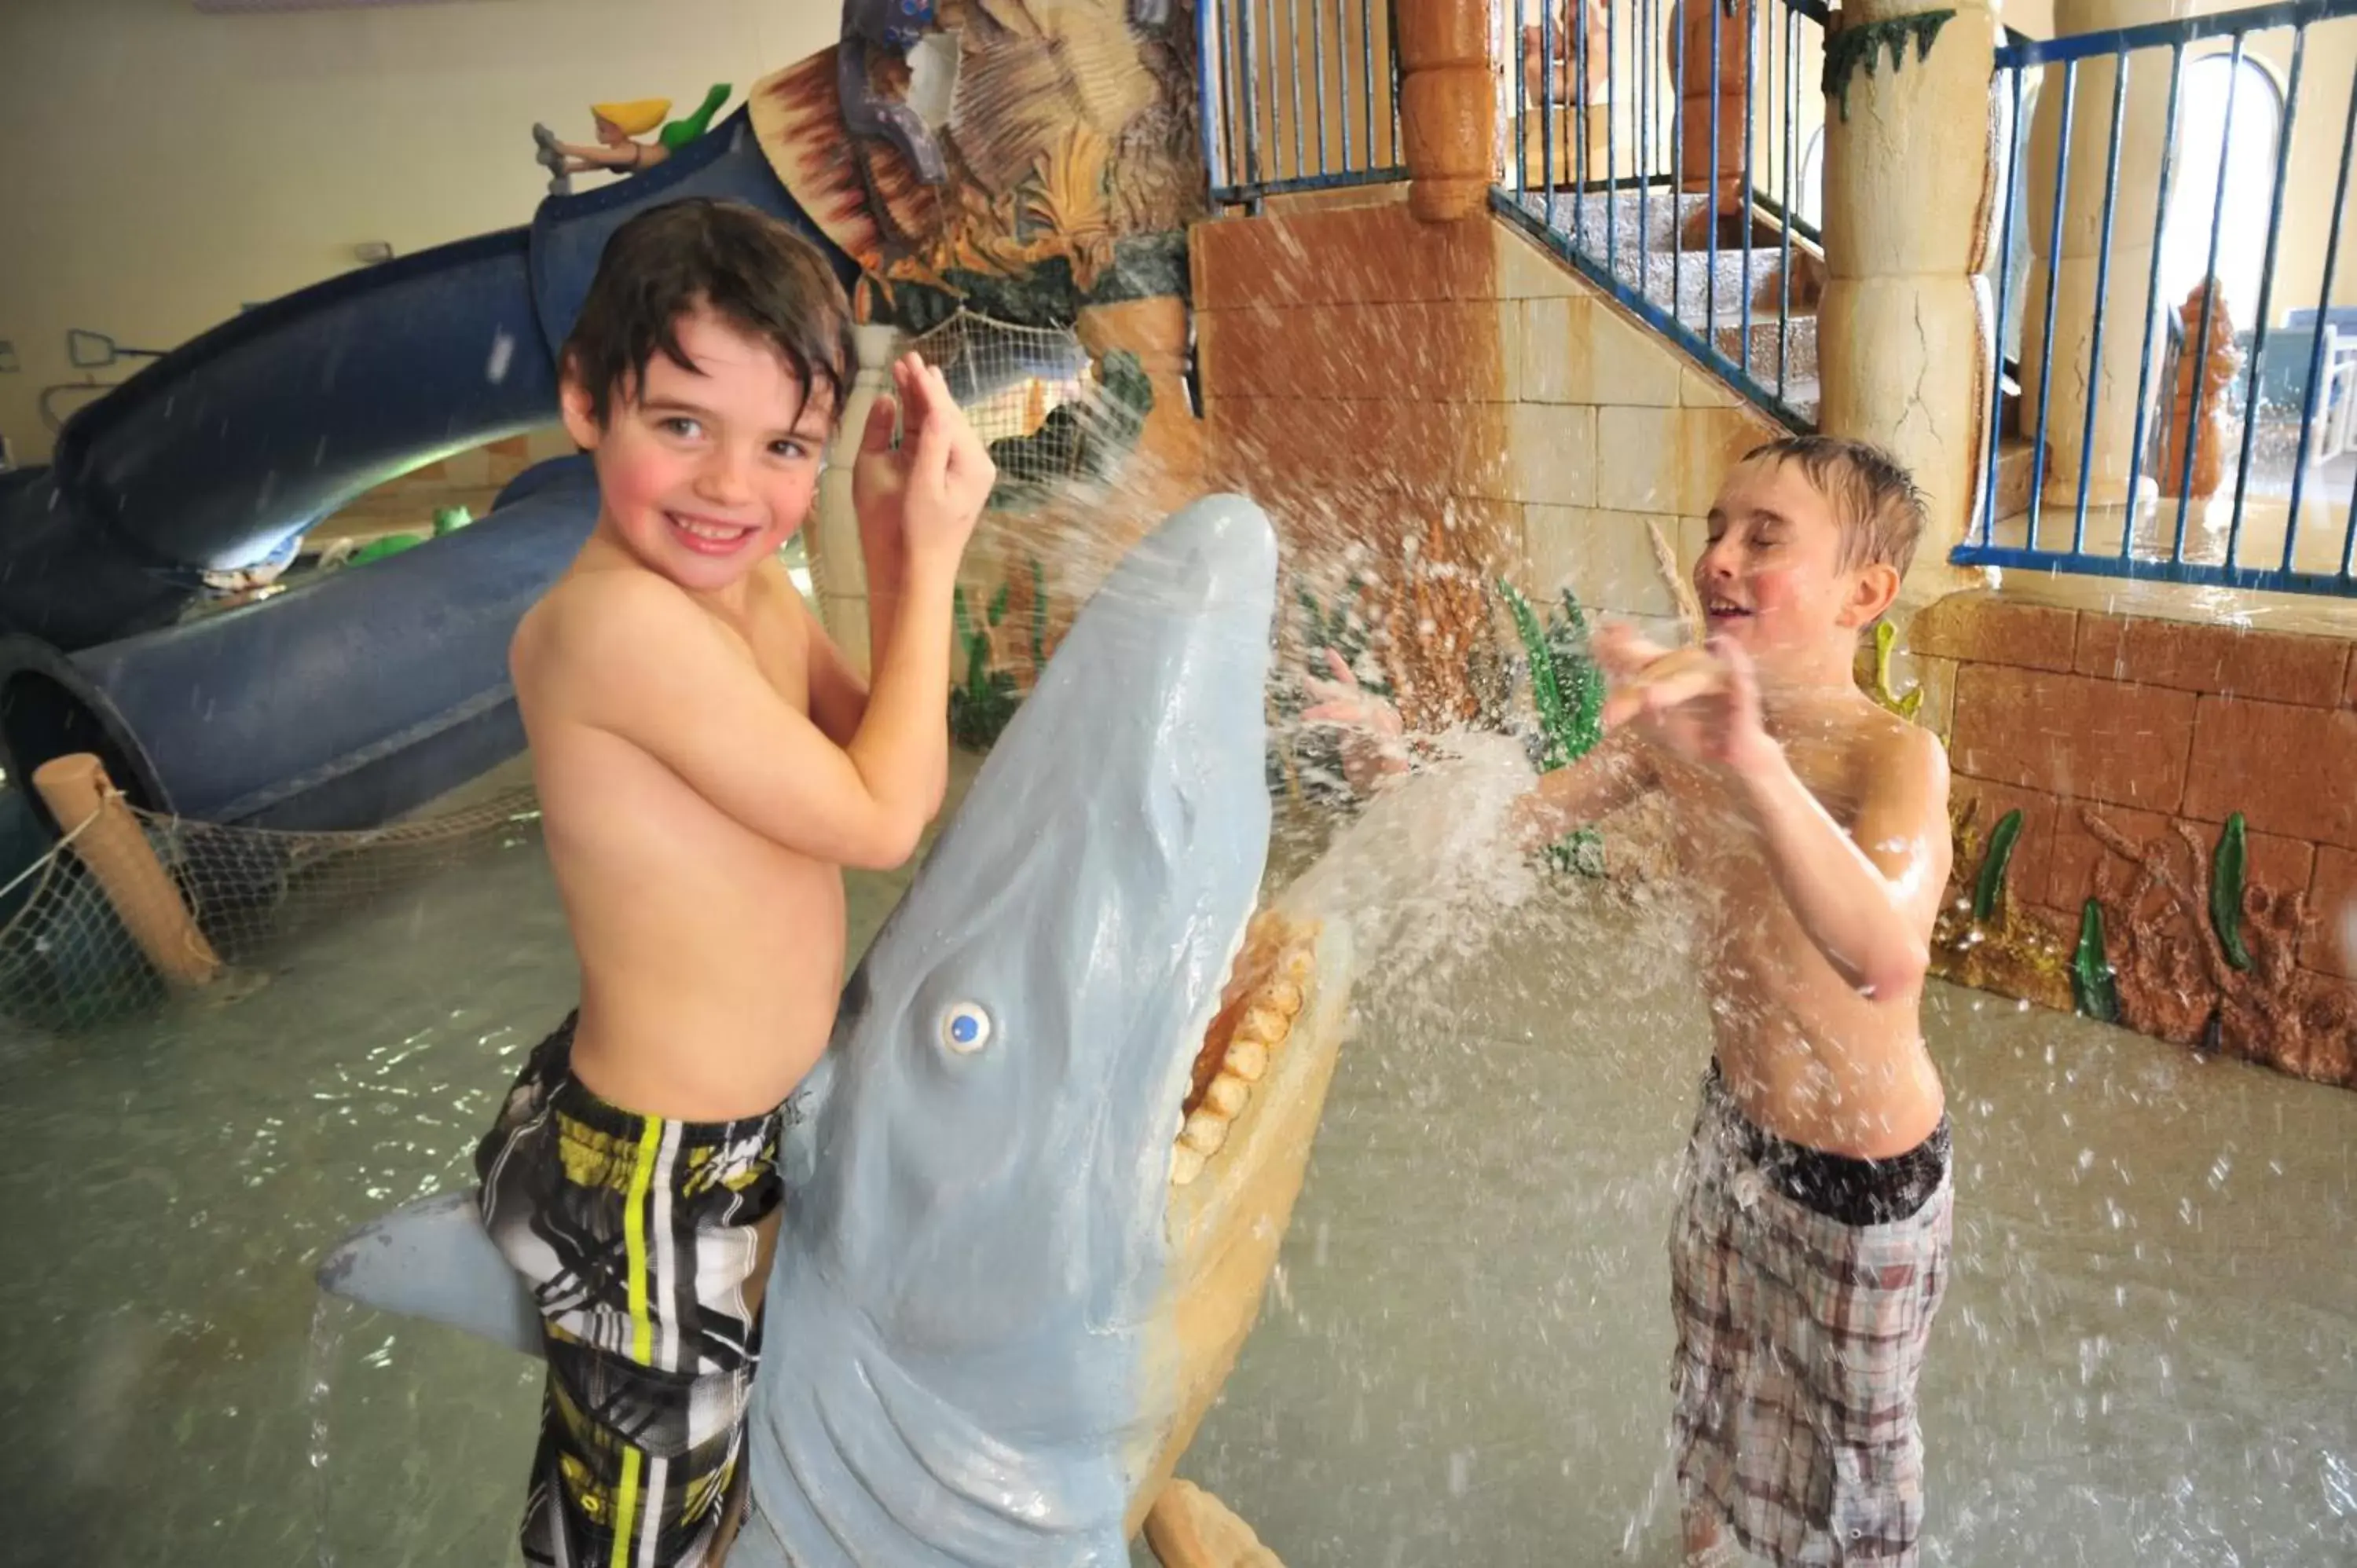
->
<box><xmin>475</xmin><ymin>196</ymin><xmax>993</xmax><ymax>1567</ymax></box>
<box><xmin>1314</xmin><ymin>434</ymin><xmax>1955</xmax><ymax>1566</ymax></box>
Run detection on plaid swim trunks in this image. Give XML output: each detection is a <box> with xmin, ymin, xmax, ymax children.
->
<box><xmin>475</xmin><ymin>1013</ymin><xmax>787</xmax><ymax>1568</ymax></box>
<box><xmin>1669</xmin><ymin>1063</ymin><xmax>1953</xmax><ymax>1566</ymax></box>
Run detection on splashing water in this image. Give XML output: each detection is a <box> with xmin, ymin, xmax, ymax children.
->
<box><xmin>1278</xmin><ymin>732</ymin><xmax>1541</xmax><ymax>986</ymax></box>
<box><xmin>304</xmin><ymin>1295</ymin><xmax>344</xmax><ymax>1568</ymax></box>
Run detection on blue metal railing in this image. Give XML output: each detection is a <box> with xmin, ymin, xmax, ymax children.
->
<box><xmin>1195</xmin><ymin>0</ymin><xmax>1829</xmax><ymax>430</ymax></box>
<box><xmin>1486</xmin><ymin>0</ymin><xmax>1831</xmax><ymax>430</ymax></box>
<box><xmin>1959</xmin><ymin>0</ymin><xmax>2357</xmax><ymax>597</ymax></box>
<box><xmin>1198</xmin><ymin>0</ymin><xmax>1406</xmax><ymax>207</ymax></box>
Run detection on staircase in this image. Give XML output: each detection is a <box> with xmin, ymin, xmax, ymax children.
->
<box><xmin>1509</xmin><ymin>185</ymin><xmax>2051</xmax><ymax>525</ymax></box>
<box><xmin>1505</xmin><ymin>187</ymin><xmax>1824</xmax><ymax>423</ymax></box>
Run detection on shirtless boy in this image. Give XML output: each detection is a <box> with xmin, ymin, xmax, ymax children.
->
<box><xmin>473</xmin><ymin>197</ymin><xmax>992</xmax><ymax>1567</ymax></box>
<box><xmin>1315</xmin><ymin>435</ymin><xmax>1954</xmax><ymax>1566</ymax></box>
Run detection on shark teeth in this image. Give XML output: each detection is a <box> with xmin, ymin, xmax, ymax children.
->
<box><xmin>1169</xmin><ymin>912</ymin><xmax>1318</xmax><ymax>1188</ymax></box>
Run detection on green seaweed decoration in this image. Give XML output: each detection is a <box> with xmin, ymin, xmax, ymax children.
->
<box><xmin>1822</xmin><ymin>9</ymin><xmax>1956</xmax><ymax>121</ymax></box>
<box><xmin>2071</xmin><ymin>898</ymin><xmax>2120</xmax><ymax>1024</ymax></box>
<box><xmin>1499</xmin><ymin>579</ymin><xmax>1607</xmax><ymax>876</ymax></box>
<box><xmin>2210</xmin><ymin>811</ymin><xmax>2253</xmax><ymax>971</ymax></box>
<box><xmin>1028</xmin><ymin>555</ymin><xmax>1050</xmax><ymax>671</ymax></box>
<box><xmin>1970</xmin><ymin>808</ymin><xmax>2022</xmax><ymax>922</ymax></box>
<box><xmin>948</xmin><ymin>577</ymin><xmax>1022</xmax><ymax>751</ymax></box>
<box><xmin>1868</xmin><ymin>621</ymin><xmax>1924</xmax><ymax>723</ymax></box>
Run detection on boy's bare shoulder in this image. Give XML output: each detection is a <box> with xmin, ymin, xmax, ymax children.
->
<box><xmin>1840</xmin><ymin>698</ymin><xmax>1949</xmax><ymax>815</ymax></box>
<box><xmin>513</xmin><ymin>567</ymin><xmax>725</xmax><ymax>702</ymax></box>
<box><xmin>746</xmin><ymin>555</ymin><xmax>816</xmax><ymax>635</ymax></box>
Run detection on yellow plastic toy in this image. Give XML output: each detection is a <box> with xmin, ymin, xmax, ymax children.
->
<box><xmin>532</xmin><ymin>84</ymin><xmax>731</xmax><ymax>193</ymax></box>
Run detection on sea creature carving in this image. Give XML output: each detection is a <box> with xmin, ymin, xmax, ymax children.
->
<box><xmin>2078</xmin><ymin>807</ymin><xmax>2353</xmax><ymax>1085</ymax></box>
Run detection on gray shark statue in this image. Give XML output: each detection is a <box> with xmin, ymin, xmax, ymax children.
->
<box><xmin>318</xmin><ymin>493</ymin><xmax>1348</xmax><ymax>1567</ymax></box>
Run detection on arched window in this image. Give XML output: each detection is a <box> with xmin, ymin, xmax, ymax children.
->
<box><xmin>2157</xmin><ymin>53</ymin><xmax>2285</xmax><ymax>332</ymax></box>
<box><xmin>1978</xmin><ymin>71</ymin><xmax>2040</xmax><ymax>365</ymax></box>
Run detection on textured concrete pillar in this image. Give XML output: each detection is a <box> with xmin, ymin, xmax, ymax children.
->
<box><xmin>810</xmin><ymin>321</ymin><xmax>900</xmax><ymax>676</ymax></box>
<box><xmin>1396</xmin><ymin>0</ymin><xmax>1494</xmax><ymax>221</ymax></box>
<box><xmin>1817</xmin><ymin>0</ymin><xmax>2001</xmax><ymax>605</ymax></box>
<box><xmin>1670</xmin><ymin>0</ymin><xmax>1758</xmax><ymax>220</ymax></box>
<box><xmin>2017</xmin><ymin>0</ymin><xmax>2240</xmax><ymax>507</ymax></box>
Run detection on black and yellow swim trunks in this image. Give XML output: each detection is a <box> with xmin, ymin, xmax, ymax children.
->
<box><xmin>475</xmin><ymin>1013</ymin><xmax>786</xmax><ymax>1568</ymax></box>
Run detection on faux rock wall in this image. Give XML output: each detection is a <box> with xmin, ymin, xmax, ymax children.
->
<box><xmin>1911</xmin><ymin>592</ymin><xmax>2357</xmax><ymax>1088</ymax></box>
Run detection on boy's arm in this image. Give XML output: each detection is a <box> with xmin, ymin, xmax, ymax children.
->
<box><xmin>1508</xmin><ymin>728</ymin><xmax>1656</xmax><ymax>850</ymax></box>
<box><xmin>803</xmin><ymin>601</ymin><xmax>871</xmax><ymax>746</ymax></box>
<box><xmin>1725</xmin><ymin>720</ymin><xmax>1950</xmax><ymax>1001</ymax></box>
<box><xmin>547</xmin><ymin>570</ymin><xmax>955</xmax><ymax>870</ymax></box>
<box><xmin>1593</xmin><ymin>623</ymin><xmax>1948</xmax><ymax>998</ymax></box>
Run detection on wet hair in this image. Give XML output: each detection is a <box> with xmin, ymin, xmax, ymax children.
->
<box><xmin>560</xmin><ymin>197</ymin><xmax>854</xmax><ymax>430</ymax></box>
<box><xmin>1738</xmin><ymin>434</ymin><xmax>1928</xmax><ymax>579</ymax></box>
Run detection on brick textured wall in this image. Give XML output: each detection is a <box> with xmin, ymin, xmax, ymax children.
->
<box><xmin>1910</xmin><ymin>590</ymin><xmax>2357</xmax><ymax>1083</ymax></box>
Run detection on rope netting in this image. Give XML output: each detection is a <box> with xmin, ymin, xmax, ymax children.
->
<box><xmin>0</xmin><ymin>783</ymin><xmax>542</xmax><ymax>1037</ymax></box>
<box><xmin>901</xmin><ymin>309</ymin><xmax>1153</xmax><ymax>510</ymax></box>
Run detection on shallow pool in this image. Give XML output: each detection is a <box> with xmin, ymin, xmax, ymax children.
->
<box><xmin>1</xmin><ymin>756</ymin><xmax>2352</xmax><ymax>1566</ymax></box>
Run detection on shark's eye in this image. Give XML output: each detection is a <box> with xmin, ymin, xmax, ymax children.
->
<box><xmin>940</xmin><ymin>1003</ymin><xmax>993</xmax><ymax>1055</ymax></box>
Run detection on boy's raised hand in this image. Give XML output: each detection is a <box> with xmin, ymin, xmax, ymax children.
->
<box><xmin>1301</xmin><ymin>647</ymin><xmax>1410</xmax><ymax>793</ymax></box>
<box><xmin>853</xmin><ymin>353</ymin><xmax>995</xmax><ymax>565</ymax></box>
<box><xmin>1594</xmin><ymin>621</ymin><xmax>1775</xmax><ymax>775</ymax></box>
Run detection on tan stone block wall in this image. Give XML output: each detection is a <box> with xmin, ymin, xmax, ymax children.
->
<box><xmin>1194</xmin><ymin>199</ymin><xmax>1786</xmax><ymax>724</ymax></box>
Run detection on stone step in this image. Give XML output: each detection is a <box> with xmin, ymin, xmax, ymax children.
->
<box><xmin>1513</xmin><ymin>187</ymin><xmax>1702</xmax><ymax>261</ymax></box>
<box><xmin>1611</xmin><ymin>245</ymin><xmax>1818</xmax><ymax>326</ymax></box>
<box><xmin>1511</xmin><ymin>190</ymin><xmax>1820</xmax><ymax>320</ymax></box>
<box><xmin>1507</xmin><ymin>186</ymin><xmax>1827</xmax><ymax>418</ymax></box>
<box><xmin>1707</xmin><ymin>317</ymin><xmax>1818</xmax><ymax>390</ymax></box>
<box><xmin>1512</xmin><ymin>185</ymin><xmax>1816</xmax><ymax>260</ymax></box>
<box><xmin>1992</xmin><ymin>437</ymin><xmax>2040</xmax><ymax>521</ymax></box>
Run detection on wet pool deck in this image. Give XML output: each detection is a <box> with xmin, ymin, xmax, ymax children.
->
<box><xmin>0</xmin><ymin>753</ymin><xmax>2351</xmax><ymax>1566</ymax></box>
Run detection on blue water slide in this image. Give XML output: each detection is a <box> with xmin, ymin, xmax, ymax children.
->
<box><xmin>0</xmin><ymin>105</ymin><xmax>858</xmax><ymax>847</ymax></box>
<box><xmin>0</xmin><ymin>105</ymin><xmax>851</xmax><ymax>653</ymax></box>
<box><xmin>0</xmin><ymin>458</ymin><xmax>598</xmax><ymax>839</ymax></box>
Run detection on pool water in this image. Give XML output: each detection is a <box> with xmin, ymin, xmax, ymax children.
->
<box><xmin>2</xmin><ymin>753</ymin><xmax>2352</xmax><ymax>1566</ymax></box>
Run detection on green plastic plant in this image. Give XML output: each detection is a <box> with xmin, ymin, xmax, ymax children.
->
<box><xmin>1498</xmin><ymin>579</ymin><xmax>1607</xmax><ymax>876</ymax></box>
<box><xmin>2071</xmin><ymin>897</ymin><xmax>2120</xmax><ymax>1024</ymax></box>
<box><xmin>1970</xmin><ymin>807</ymin><xmax>2022</xmax><ymax>923</ymax></box>
<box><xmin>2209</xmin><ymin>811</ymin><xmax>2252</xmax><ymax>970</ymax></box>
<box><xmin>1868</xmin><ymin>621</ymin><xmax>1924</xmax><ymax>723</ymax></box>
<box><xmin>948</xmin><ymin>579</ymin><xmax>1021</xmax><ymax>751</ymax></box>
<box><xmin>947</xmin><ymin>555</ymin><xmax>1054</xmax><ymax>752</ymax></box>
<box><xmin>1028</xmin><ymin>555</ymin><xmax>1050</xmax><ymax>671</ymax></box>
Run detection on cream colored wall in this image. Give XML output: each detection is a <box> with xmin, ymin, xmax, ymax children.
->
<box><xmin>0</xmin><ymin>0</ymin><xmax>838</xmax><ymax>466</ymax></box>
<box><xmin>1497</xmin><ymin>225</ymin><xmax>1780</xmax><ymax>631</ymax></box>
<box><xmin>2001</xmin><ymin>0</ymin><xmax>2057</xmax><ymax>38</ymax></box>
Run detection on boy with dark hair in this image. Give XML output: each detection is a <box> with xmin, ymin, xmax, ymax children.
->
<box><xmin>1317</xmin><ymin>434</ymin><xmax>1955</xmax><ymax>1566</ymax></box>
<box><xmin>475</xmin><ymin>196</ymin><xmax>994</xmax><ymax>1567</ymax></box>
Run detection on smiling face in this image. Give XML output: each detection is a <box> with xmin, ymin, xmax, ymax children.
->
<box><xmin>1693</xmin><ymin>454</ymin><xmax>1900</xmax><ymax>683</ymax></box>
<box><xmin>560</xmin><ymin>307</ymin><xmax>837</xmax><ymax>599</ymax></box>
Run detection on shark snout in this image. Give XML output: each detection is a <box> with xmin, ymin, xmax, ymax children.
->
<box><xmin>1088</xmin><ymin>494</ymin><xmax>1278</xmax><ymax>627</ymax></box>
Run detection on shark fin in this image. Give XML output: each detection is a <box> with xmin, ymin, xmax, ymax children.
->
<box><xmin>314</xmin><ymin>1188</ymin><xmax>544</xmax><ymax>1359</ymax></box>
